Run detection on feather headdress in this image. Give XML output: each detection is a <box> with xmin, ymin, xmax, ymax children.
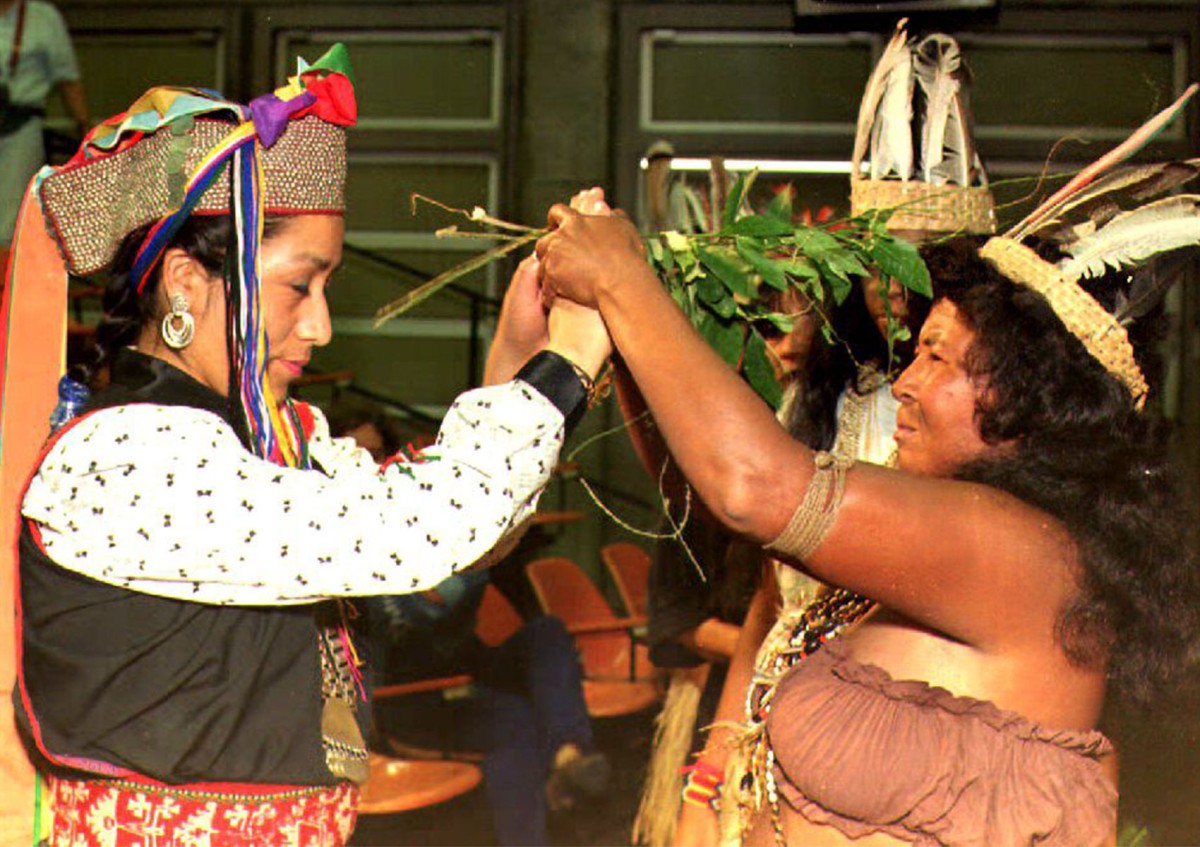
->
<box><xmin>851</xmin><ymin>21</ymin><xmax>994</xmax><ymax>235</ymax></box>
<box><xmin>982</xmin><ymin>83</ymin><xmax>1200</xmax><ymax>409</ymax></box>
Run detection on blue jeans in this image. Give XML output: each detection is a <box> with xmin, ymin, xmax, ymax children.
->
<box><xmin>375</xmin><ymin>615</ymin><xmax>592</xmax><ymax>846</ymax></box>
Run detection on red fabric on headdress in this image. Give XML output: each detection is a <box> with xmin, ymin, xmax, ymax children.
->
<box><xmin>296</xmin><ymin>72</ymin><xmax>357</xmax><ymax>127</ymax></box>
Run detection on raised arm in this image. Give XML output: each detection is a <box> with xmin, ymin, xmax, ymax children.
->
<box><xmin>536</xmin><ymin>208</ymin><xmax>1072</xmax><ymax>649</ymax></box>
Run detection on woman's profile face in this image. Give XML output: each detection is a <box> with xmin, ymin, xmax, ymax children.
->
<box><xmin>891</xmin><ymin>299</ymin><xmax>991</xmax><ymax>477</ymax></box>
<box><xmin>861</xmin><ymin>274</ymin><xmax>909</xmax><ymax>342</ymax></box>
<box><xmin>764</xmin><ymin>288</ymin><xmax>816</xmax><ymax>381</ymax></box>
<box><xmin>260</xmin><ymin>215</ymin><xmax>344</xmax><ymax>401</ymax></box>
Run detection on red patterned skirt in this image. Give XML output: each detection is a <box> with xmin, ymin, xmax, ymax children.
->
<box><xmin>46</xmin><ymin>774</ymin><xmax>358</xmax><ymax>847</ymax></box>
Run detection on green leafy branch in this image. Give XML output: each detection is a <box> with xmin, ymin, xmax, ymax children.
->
<box><xmin>641</xmin><ymin>170</ymin><xmax>929</xmax><ymax>408</ymax></box>
<box><xmin>374</xmin><ymin>178</ymin><xmax>932</xmax><ymax>409</ymax></box>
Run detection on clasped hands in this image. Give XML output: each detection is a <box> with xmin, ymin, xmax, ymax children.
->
<box><xmin>487</xmin><ymin>187</ymin><xmax>646</xmax><ymax>387</ymax></box>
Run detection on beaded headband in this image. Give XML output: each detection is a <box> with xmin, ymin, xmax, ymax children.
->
<box><xmin>980</xmin><ymin>84</ymin><xmax>1199</xmax><ymax>411</ymax></box>
<box><xmin>30</xmin><ymin>44</ymin><xmax>357</xmax><ymax>467</ymax></box>
<box><xmin>851</xmin><ymin>21</ymin><xmax>995</xmax><ymax>235</ymax></box>
<box><xmin>39</xmin><ymin>115</ymin><xmax>346</xmax><ymax>280</ymax></box>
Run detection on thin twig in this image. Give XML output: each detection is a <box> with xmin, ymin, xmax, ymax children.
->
<box><xmin>411</xmin><ymin>193</ymin><xmax>544</xmax><ymax>235</ymax></box>
<box><xmin>373</xmin><ymin>231</ymin><xmax>540</xmax><ymax>326</ymax></box>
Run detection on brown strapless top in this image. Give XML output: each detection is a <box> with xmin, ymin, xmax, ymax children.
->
<box><xmin>765</xmin><ymin>640</ymin><xmax>1116</xmax><ymax>847</ymax></box>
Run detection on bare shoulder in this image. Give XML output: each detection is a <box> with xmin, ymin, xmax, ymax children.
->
<box><xmin>801</xmin><ymin>464</ymin><xmax>1081</xmax><ymax>649</ymax></box>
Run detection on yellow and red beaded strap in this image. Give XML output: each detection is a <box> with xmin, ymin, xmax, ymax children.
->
<box><xmin>681</xmin><ymin>760</ymin><xmax>724</xmax><ymax>811</ymax></box>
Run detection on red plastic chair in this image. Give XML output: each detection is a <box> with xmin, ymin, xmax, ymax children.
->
<box><xmin>525</xmin><ymin>556</ymin><xmax>659</xmax><ymax>717</ymax></box>
<box><xmin>601</xmin><ymin>542</ymin><xmax>651</xmax><ymax>617</ymax></box>
<box><xmin>358</xmin><ymin>752</ymin><xmax>483</xmax><ymax>814</ymax></box>
<box><xmin>475</xmin><ymin>583</ymin><xmax>524</xmax><ymax>648</ymax></box>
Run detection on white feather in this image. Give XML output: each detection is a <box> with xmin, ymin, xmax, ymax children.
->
<box><xmin>871</xmin><ymin>49</ymin><xmax>914</xmax><ymax>180</ymax></box>
<box><xmin>852</xmin><ymin>21</ymin><xmax>911</xmax><ymax>178</ymax></box>
<box><xmin>914</xmin><ymin>35</ymin><xmax>961</xmax><ymax>185</ymax></box>
<box><xmin>1059</xmin><ymin>195</ymin><xmax>1200</xmax><ymax>281</ymax></box>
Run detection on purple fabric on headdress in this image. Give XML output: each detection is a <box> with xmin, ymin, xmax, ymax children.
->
<box><xmin>249</xmin><ymin>91</ymin><xmax>317</xmax><ymax>148</ymax></box>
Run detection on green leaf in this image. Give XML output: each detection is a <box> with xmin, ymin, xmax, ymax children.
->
<box><xmin>710</xmin><ymin>293</ymin><xmax>737</xmax><ymax>319</ymax></box>
<box><xmin>736</xmin><ymin>239</ymin><xmax>787</xmax><ymax>291</ymax></box>
<box><xmin>674</xmin><ymin>246</ymin><xmax>697</xmax><ymax>275</ymax></box>
<box><xmin>743</xmin><ymin>329</ymin><xmax>783</xmax><ymax>409</ymax></box>
<box><xmin>788</xmin><ymin>227</ymin><xmax>841</xmax><ymax>254</ymax></box>
<box><xmin>646</xmin><ymin>236</ymin><xmax>664</xmax><ymax>267</ymax></box>
<box><xmin>722</xmin><ymin>169</ymin><xmax>759</xmax><ymax>229</ymax></box>
<box><xmin>815</xmin><ymin>260</ymin><xmax>853</xmax><ymax>303</ymax></box>
<box><xmin>728</xmin><ymin>214</ymin><xmax>794</xmax><ymax>238</ymax></box>
<box><xmin>870</xmin><ymin>236</ymin><xmax>933</xmax><ymax>299</ymax></box>
<box><xmin>755</xmin><ymin>311</ymin><xmax>794</xmax><ymax>333</ymax></box>
<box><xmin>781</xmin><ymin>257</ymin><xmax>820</xmax><ymax>283</ymax></box>
<box><xmin>723</xmin><ymin>171</ymin><xmax>748</xmax><ymax>229</ymax></box>
<box><xmin>822</xmin><ymin>249</ymin><xmax>869</xmax><ymax>282</ymax></box>
<box><xmin>695</xmin><ymin>268</ymin><xmax>724</xmax><ymax>305</ymax></box>
<box><xmin>766</xmin><ymin>185</ymin><xmax>794</xmax><ymax>223</ymax></box>
<box><xmin>697</xmin><ymin>310</ymin><xmax>745</xmax><ymax>367</ymax></box>
<box><xmin>698</xmin><ymin>246</ymin><xmax>753</xmax><ymax>299</ymax></box>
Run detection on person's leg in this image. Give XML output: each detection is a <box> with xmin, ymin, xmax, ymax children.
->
<box><xmin>0</xmin><ymin>121</ymin><xmax>45</xmax><ymax>247</ymax></box>
<box><xmin>478</xmin><ymin>615</ymin><xmax>593</xmax><ymax>753</ymax></box>
<box><xmin>477</xmin><ymin>616</ymin><xmax>609</xmax><ymax>809</ymax></box>
<box><xmin>470</xmin><ymin>685</ymin><xmax>549</xmax><ymax>847</ymax></box>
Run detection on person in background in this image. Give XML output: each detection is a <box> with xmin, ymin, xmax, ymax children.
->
<box><xmin>632</xmin><ymin>284</ymin><xmax>816</xmax><ymax>847</ymax></box>
<box><xmin>670</xmin><ymin>25</ymin><xmax>994</xmax><ymax>845</ymax></box>
<box><xmin>0</xmin><ymin>0</ymin><xmax>88</xmax><ymax>259</ymax></box>
<box><xmin>331</xmin><ymin>378</ymin><xmax>610</xmax><ymax>847</ymax></box>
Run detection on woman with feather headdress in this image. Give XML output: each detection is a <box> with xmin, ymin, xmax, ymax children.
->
<box><xmin>534</xmin><ymin>66</ymin><xmax>1200</xmax><ymax>847</ymax></box>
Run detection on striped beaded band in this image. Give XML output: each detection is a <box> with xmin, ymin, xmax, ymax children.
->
<box><xmin>680</xmin><ymin>760</ymin><xmax>724</xmax><ymax>811</ymax></box>
<box><xmin>38</xmin><ymin>116</ymin><xmax>345</xmax><ymax>278</ymax></box>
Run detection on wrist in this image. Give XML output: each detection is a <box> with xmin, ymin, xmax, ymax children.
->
<box><xmin>514</xmin><ymin>349</ymin><xmax>590</xmax><ymax>433</ymax></box>
<box><xmin>544</xmin><ymin>340</ymin><xmax>607</xmax><ymax>382</ymax></box>
<box><xmin>594</xmin><ymin>261</ymin><xmax>662</xmax><ymax>327</ymax></box>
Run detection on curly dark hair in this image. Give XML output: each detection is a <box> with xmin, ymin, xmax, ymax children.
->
<box><xmin>923</xmin><ymin>237</ymin><xmax>1200</xmax><ymax>706</ymax></box>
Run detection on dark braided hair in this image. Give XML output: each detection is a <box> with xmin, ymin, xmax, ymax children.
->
<box><xmin>70</xmin><ymin>215</ymin><xmax>286</xmax><ymax>389</ymax></box>
<box><xmin>925</xmin><ymin>237</ymin><xmax>1200</xmax><ymax>706</ymax></box>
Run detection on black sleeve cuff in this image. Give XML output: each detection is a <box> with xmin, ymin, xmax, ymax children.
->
<box><xmin>515</xmin><ymin>350</ymin><xmax>588</xmax><ymax>435</ymax></box>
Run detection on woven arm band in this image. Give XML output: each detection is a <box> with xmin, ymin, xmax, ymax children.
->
<box><xmin>765</xmin><ymin>451</ymin><xmax>853</xmax><ymax>560</ymax></box>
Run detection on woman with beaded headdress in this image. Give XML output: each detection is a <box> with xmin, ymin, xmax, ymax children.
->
<box><xmin>536</xmin><ymin>70</ymin><xmax>1200</xmax><ymax>846</ymax></box>
<box><xmin>0</xmin><ymin>46</ymin><xmax>610</xmax><ymax>845</ymax></box>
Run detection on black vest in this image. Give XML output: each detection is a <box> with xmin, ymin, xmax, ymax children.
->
<box><xmin>15</xmin><ymin>351</ymin><xmax>334</xmax><ymax>785</ymax></box>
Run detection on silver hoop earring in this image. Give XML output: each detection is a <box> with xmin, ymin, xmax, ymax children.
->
<box><xmin>161</xmin><ymin>292</ymin><xmax>195</xmax><ymax>350</ymax></box>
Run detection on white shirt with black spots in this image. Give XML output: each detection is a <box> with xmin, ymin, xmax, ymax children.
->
<box><xmin>22</xmin><ymin>381</ymin><xmax>564</xmax><ymax>606</ymax></box>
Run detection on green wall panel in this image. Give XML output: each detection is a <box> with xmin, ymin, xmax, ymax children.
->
<box><xmin>282</xmin><ymin>34</ymin><xmax>497</xmax><ymax>125</ymax></box>
<box><xmin>969</xmin><ymin>40</ymin><xmax>1177</xmax><ymax>134</ymax></box>
<box><xmin>344</xmin><ymin>160</ymin><xmax>494</xmax><ymax>233</ymax></box>
<box><xmin>47</xmin><ymin>33</ymin><xmax>221</xmax><ymax>121</ymax></box>
<box><xmin>650</xmin><ymin>38</ymin><xmax>871</xmax><ymax>126</ymax></box>
<box><xmin>311</xmin><ymin>333</ymin><xmax>471</xmax><ymax>407</ymax></box>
